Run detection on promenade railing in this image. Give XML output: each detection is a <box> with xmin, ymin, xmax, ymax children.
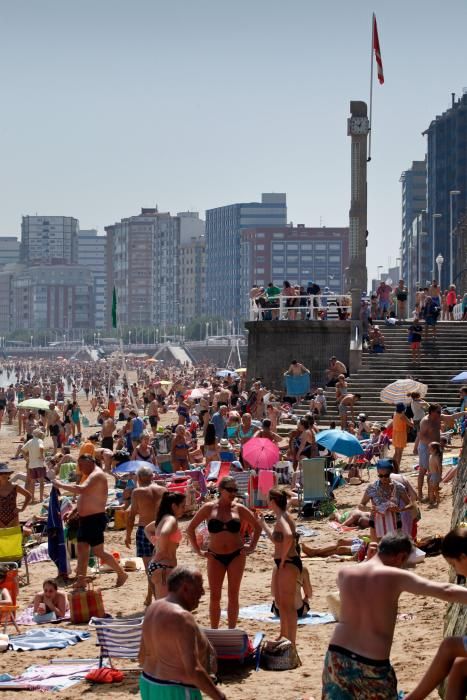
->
<box><xmin>249</xmin><ymin>293</ymin><xmax>352</xmax><ymax>321</ymax></box>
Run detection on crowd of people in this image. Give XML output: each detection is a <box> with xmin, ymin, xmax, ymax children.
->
<box><xmin>0</xmin><ymin>351</ymin><xmax>465</xmax><ymax>699</ymax></box>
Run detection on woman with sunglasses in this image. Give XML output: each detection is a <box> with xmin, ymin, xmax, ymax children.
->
<box><xmin>359</xmin><ymin>462</ymin><xmax>411</xmax><ymax>541</ymax></box>
<box><xmin>186</xmin><ymin>476</ymin><xmax>261</xmax><ymax>628</ymax></box>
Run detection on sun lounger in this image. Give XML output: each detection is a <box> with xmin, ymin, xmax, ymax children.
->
<box><xmin>202</xmin><ymin>627</ymin><xmax>264</xmax><ymax>670</ymax></box>
<box><xmin>90</xmin><ymin>616</ymin><xmax>143</xmax><ymax>668</ymax></box>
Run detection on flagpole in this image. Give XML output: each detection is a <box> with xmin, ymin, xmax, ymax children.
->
<box><xmin>368</xmin><ymin>13</ymin><xmax>374</xmax><ymax>162</ymax></box>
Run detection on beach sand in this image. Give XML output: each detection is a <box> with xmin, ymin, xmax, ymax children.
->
<box><xmin>0</xmin><ymin>392</ymin><xmax>456</xmax><ymax>699</ymax></box>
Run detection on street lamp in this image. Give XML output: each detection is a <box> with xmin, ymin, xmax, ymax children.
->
<box><xmin>431</xmin><ymin>213</ymin><xmax>442</xmax><ymax>279</ymax></box>
<box><xmin>436</xmin><ymin>253</ymin><xmax>444</xmax><ymax>283</ymax></box>
<box><xmin>30</xmin><ymin>335</ymin><xmax>33</xmax><ymax>348</ymax></box>
<box><xmin>128</xmin><ymin>330</ymin><xmax>132</xmax><ymax>347</ymax></box>
<box><xmin>449</xmin><ymin>190</ymin><xmax>460</xmax><ymax>283</ymax></box>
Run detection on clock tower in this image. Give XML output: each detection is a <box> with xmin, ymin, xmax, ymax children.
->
<box><xmin>346</xmin><ymin>100</ymin><xmax>369</xmax><ymax>320</ymax></box>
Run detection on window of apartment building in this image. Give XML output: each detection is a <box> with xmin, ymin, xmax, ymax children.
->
<box><xmin>255</xmin><ymin>268</ymin><xmax>265</xmax><ymax>274</ymax></box>
<box><xmin>256</xmin><ymin>256</ymin><xmax>265</xmax><ymax>263</ymax></box>
<box><xmin>273</xmin><ymin>255</ymin><xmax>284</xmax><ymax>263</ymax></box>
<box><xmin>272</xmin><ymin>233</ymin><xmax>284</xmax><ymax>239</ymax></box>
<box><xmin>286</xmin><ymin>244</ymin><xmax>298</xmax><ymax>251</ymax></box>
<box><xmin>329</xmin><ymin>255</ymin><xmax>341</xmax><ymax>263</ymax></box>
<box><xmin>301</xmin><ymin>255</ymin><xmax>312</xmax><ymax>263</ymax></box>
<box><xmin>255</xmin><ymin>232</ymin><xmax>265</xmax><ymax>239</ymax></box>
<box><xmin>315</xmin><ymin>243</ymin><xmax>326</xmax><ymax>251</ymax></box>
<box><xmin>272</xmin><ymin>243</ymin><xmax>284</xmax><ymax>251</ymax></box>
<box><xmin>287</xmin><ymin>255</ymin><xmax>298</xmax><ymax>263</ymax></box>
<box><xmin>300</xmin><ymin>243</ymin><xmax>312</xmax><ymax>251</ymax></box>
<box><xmin>286</xmin><ymin>267</ymin><xmax>298</xmax><ymax>275</ymax></box>
<box><xmin>273</xmin><ymin>267</ymin><xmax>284</xmax><ymax>275</ymax></box>
<box><xmin>255</xmin><ymin>244</ymin><xmax>265</xmax><ymax>250</ymax></box>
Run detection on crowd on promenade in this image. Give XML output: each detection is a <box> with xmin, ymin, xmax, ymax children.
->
<box><xmin>0</xmin><ymin>352</ymin><xmax>466</xmax><ymax>699</ymax></box>
<box><xmin>250</xmin><ymin>277</ymin><xmax>467</xmax><ymax>323</ymax></box>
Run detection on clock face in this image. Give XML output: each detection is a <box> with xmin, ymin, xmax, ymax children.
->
<box><xmin>349</xmin><ymin>117</ymin><xmax>369</xmax><ymax>135</ymax></box>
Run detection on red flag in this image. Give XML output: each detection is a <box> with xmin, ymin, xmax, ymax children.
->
<box><xmin>372</xmin><ymin>14</ymin><xmax>384</xmax><ymax>84</ymax></box>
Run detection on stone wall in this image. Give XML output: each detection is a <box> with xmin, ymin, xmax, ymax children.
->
<box><xmin>245</xmin><ymin>320</ymin><xmax>351</xmax><ymax>393</ymax></box>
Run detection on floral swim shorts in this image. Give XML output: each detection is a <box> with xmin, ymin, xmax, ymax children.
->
<box><xmin>322</xmin><ymin>644</ymin><xmax>398</xmax><ymax>699</ymax></box>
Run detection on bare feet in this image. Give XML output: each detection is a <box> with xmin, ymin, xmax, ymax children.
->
<box><xmin>116</xmin><ymin>572</ymin><xmax>128</xmax><ymax>587</ymax></box>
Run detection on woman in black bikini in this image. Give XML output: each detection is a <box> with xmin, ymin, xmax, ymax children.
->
<box><xmin>259</xmin><ymin>487</ymin><xmax>301</xmax><ymax>645</ymax></box>
<box><xmin>187</xmin><ymin>476</ymin><xmax>262</xmax><ymax>629</ymax></box>
<box><xmin>131</xmin><ymin>432</ymin><xmax>157</xmax><ymax>465</ymax></box>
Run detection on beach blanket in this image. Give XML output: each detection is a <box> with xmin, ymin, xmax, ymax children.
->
<box><xmin>16</xmin><ymin>605</ymin><xmax>70</xmax><ymax>626</ymax></box>
<box><xmin>0</xmin><ymin>662</ymin><xmax>99</xmax><ymax>692</ymax></box>
<box><xmin>295</xmin><ymin>526</ymin><xmax>318</xmax><ymax>538</ymax></box>
<box><xmin>328</xmin><ymin>521</ymin><xmax>356</xmax><ymax>533</ymax></box>
<box><xmin>285</xmin><ymin>374</ymin><xmax>310</xmax><ymax>397</ymax></box>
<box><xmin>25</xmin><ymin>541</ymin><xmax>52</xmax><ymax>565</ymax></box>
<box><xmin>9</xmin><ymin>627</ymin><xmax>90</xmax><ymax>651</ymax></box>
<box><xmin>230</xmin><ymin>603</ymin><xmax>335</xmax><ymax>625</ymax></box>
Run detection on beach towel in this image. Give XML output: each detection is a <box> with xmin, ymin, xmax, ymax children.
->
<box><xmin>374</xmin><ymin>510</ymin><xmax>398</xmax><ymax>539</ymax></box>
<box><xmin>9</xmin><ymin>627</ymin><xmax>90</xmax><ymax>651</ymax></box>
<box><xmin>25</xmin><ymin>541</ymin><xmax>52</xmax><ymax>565</ymax></box>
<box><xmin>258</xmin><ymin>470</ymin><xmax>275</xmax><ymax>500</ymax></box>
<box><xmin>206</xmin><ymin>461</ymin><xmax>221</xmax><ymax>480</ymax></box>
<box><xmin>285</xmin><ymin>374</ymin><xmax>310</xmax><ymax>397</ymax></box>
<box><xmin>0</xmin><ymin>662</ymin><xmax>99</xmax><ymax>692</ymax></box>
<box><xmin>328</xmin><ymin>521</ymin><xmax>357</xmax><ymax>533</ymax></box>
<box><xmin>16</xmin><ymin>605</ymin><xmax>70</xmax><ymax>626</ymax></box>
<box><xmin>228</xmin><ymin>603</ymin><xmax>334</xmax><ymax>625</ymax></box>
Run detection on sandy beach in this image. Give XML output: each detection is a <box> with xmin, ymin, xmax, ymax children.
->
<box><xmin>0</xmin><ymin>387</ymin><xmax>458</xmax><ymax>700</ymax></box>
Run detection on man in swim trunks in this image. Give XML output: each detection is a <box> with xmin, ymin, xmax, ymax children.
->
<box><xmin>139</xmin><ymin>566</ymin><xmax>226</xmax><ymax>700</ymax></box>
<box><xmin>126</xmin><ymin>466</ymin><xmax>166</xmax><ymax>605</ymax></box>
<box><xmin>321</xmin><ymin>532</ymin><xmax>467</xmax><ymax>699</ymax></box>
<box><xmin>417</xmin><ymin>403</ymin><xmax>464</xmax><ymax>501</ymax></box>
<box><xmin>53</xmin><ymin>455</ymin><xmax>128</xmax><ymax>589</ymax></box>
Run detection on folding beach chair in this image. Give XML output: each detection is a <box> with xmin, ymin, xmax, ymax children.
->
<box><xmin>0</xmin><ymin>564</ymin><xmax>20</xmax><ymax>633</ymax></box>
<box><xmin>229</xmin><ymin>470</ymin><xmax>251</xmax><ymax>503</ymax></box>
<box><xmin>216</xmin><ymin>462</ymin><xmax>232</xmax><ymax>487</ymax></box>
<box><xmin>90</xmin><ymin>616</ymin><xmax>144</xmax><ymax>668</ymax></box>
<box><xmin>298</xmin><ymin>458</ymin><xmax>328</xmax><ymax>517</ymax></box>
<box><xmin>202</xmin><ymin>628</ymin><xmax>264</xmax><ymax>670</ymax></box>
<box><xmin>0</xmin><ymin>525</ymin><xmax>29</xmax><ymax>585</ymax></box>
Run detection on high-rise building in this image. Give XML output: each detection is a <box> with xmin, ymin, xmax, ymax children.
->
<box><xmin>177</xmin><ymin>211</ymin><xmax>205</xmax><ymax>243</ymax></box>
<box><xmin>179</xmin><ymin>236</ymin><xmax>206</xmax><ymax>323</ymax></box>
<box><xmin>241</xmin><ymin>225</ymin><xmax>349</xmax><ymax>301</ymax></box>
<box><xmin>0</xmin><ymin>237</ymin><xmax>20</xmax><ymax>268</ymax></box>
<box><xmin>206</xmin><ymin>193</ymin><xmax>287</xmax><ymax>319</ymax></box>
<box><xmin>423</xmin><ymin>92</ymin><xmax>467</xmax><ymax>288</ymax></box>
<box><xmin>0</xmin><ymin>271</ymin><xmax>14</xmax><ymax>333</ymax></box>
<box><xmin>77</xmin><ymin>229</ymin><xmax>107</xmax><ymax>329</ymax></box>
<box><xmin>21</xmin><ymin>216</ymin><xmax>79</xmax><ymax>265</ymax></box>
<box><xmin>105</xmin><ymin>208</ymin><xmax>180</xmax><ymax>329</ymax></box>
<box><xmin>11</xmin><ymin>264</ymin><xmax>94</xmax><ymax>331</ymax></box>
<box><xmin>400</xmin><ymin>160</ymin><xmax>427</xmax><ymax>286</ymax></box>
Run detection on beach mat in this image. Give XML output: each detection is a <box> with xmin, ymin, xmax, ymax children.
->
<box><xmin>16</xmin><ymin>605</ymin><xmax>70</xmax><ymax>626</ymax></box>
<box><xmin>228</xmin><ymin>603</ymin><xmax>335</xmax><ymax>625</ymax></box>
<box><xmin>0</xmin><ymin>662</ymin><xmax>99</xmax><ymax>692</ymax></box>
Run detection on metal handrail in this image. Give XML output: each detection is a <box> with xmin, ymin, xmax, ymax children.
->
<box><xmin>249</xmin><ymin>293</ymin><xmax>351</xmax><ymax>321</ymax></box>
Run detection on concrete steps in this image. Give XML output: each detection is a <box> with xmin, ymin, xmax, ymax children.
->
<box><xmin>290</xmin><ymin>322</ymin><xmax>467</xmax><ymax>425</ymax></box>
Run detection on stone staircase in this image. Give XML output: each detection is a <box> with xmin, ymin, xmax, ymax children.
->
<box><xmin>284</xmin><ymin>322</ymin><xmax>467</xmax><ymax>428</ymax></box>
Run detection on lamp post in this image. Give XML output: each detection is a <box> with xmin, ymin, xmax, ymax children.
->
<box><xmin>30</xmin><ymin>335</ymin><xmax>33</xmax><ymax>348</ymax></box>
<box><xmin>449</xmin><ymin>190</ymin><xmax>460</xmax><ymax>283</ymax></box>
<box><xmin>436</xmin><ymin>253</ymin><xmax>444</xmax><ymax>284</ymax></box>
<box><xmin>128</xmin><ymin>330</ymin><xmax>132</xmax><ymax>347</ymax></box>
<box><xmin>432</xmin><ymin>213</ymin><xmax>442</xmax><ymax>279</ymax></box>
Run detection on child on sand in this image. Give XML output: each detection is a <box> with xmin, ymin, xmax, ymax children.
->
<box><xmin>427</xmin><ymin>441</ymin><xmax>442</xmax><ymax>507</ymax></box>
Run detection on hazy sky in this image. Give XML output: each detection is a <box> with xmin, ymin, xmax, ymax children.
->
<box><xmin>1</xmin><ymin>0</ymin><xmax>466</xmax><ymax>280</ymax></box>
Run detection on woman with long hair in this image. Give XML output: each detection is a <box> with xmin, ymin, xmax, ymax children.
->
<box><xmin>145</xmin><ymin>492</ymin><xmax>185</xmax><ymax>599</ymax></box>
<box><xmin>259</xmin><ymin>488</ymin><xmax>301</xmax><ymax>645</ymax></box>
<box><xmin>186</xmin><ymin>476</ymin><xmax>261</xmax><ymax>628</ymax></box>
<box><xmin>202</xmin><ymin>422</ymin><xmax>220</xmax><ymax>465</ymax></box>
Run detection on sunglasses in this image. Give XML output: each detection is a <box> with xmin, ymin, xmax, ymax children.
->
<box><xmin>223</xmin><ymin>487</ymin><xmax>238</xmax><ymax>493</ymax></box>
<box><xmin>377</xmin><ymin>473</ymin><xmax>391</xmax><ymax>479</ymax></box>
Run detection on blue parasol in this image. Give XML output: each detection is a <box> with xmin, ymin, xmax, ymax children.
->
<box><xmin>450</xmin><ymin>371</ymin><xmax>467</xmax><ymax>383</ymax></box>
<box><xmin>315</xmin><ymin>429</ymin><xmax>364</xmax><ymax>457</ymax></box>
<box><xmin>112</xmin><ymin>460</ymin><xmax>157</xmax><ymax>474</ymax></box>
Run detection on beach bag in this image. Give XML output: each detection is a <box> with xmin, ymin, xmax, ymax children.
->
<box><xmin>86</xmin><ymin>668</ymin><xmax>124</xmax><ymax>684</ymax></box>
<box><xmin>68</xmin><ymin>582</ymin><xmax>105</xmax><ymax>623</ymax></box>
<box><xmin>260</xmin><ymin>639</ymin><xmax>301</xmax><ymax>670</ymax></box>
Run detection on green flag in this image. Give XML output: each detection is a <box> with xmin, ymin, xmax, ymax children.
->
<box><xmin>111</xmin><ymin>287</ymin><xmax>117</xmax><ymax>329</ymax></box>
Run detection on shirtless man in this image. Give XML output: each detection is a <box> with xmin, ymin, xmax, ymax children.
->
<box><xmin>338</xmin><ymin>393</ymin><xmax>361</xmax><ymax>429</ymax></box>
<box><xmin>325</xmin><ymin>356</ymin><xmax>347</xmax><ymax>387</ymax></box>
<box><xmin>139</xmin><ymin>566</ymin><xmax>226</xmax><ymax>700</ymax></box>
<box><xmin>417</xmin><ymin>403</ymin><xmax>464</xmax><ymax>500</ymax></box>
<box><xmin>47</xmin><ymin>402</ymin><xmax>61</xmax><ymax>450</ymax></box>
<box><xmin>100</xmin><ymin>410</ymin><xmax>115</xmax><ymax>452</ymax></box>
<box><xmin>125</xmin><ymin>466</ymin><xmax>166</xmax><ymax>605</ymax></box>
<box><xmin>322</xmin><ymin>532</ymin><xmax>467</xmax><ymax>699</ymax></box>
<box><xmin>285</xmin><ymin>359</ymin><xmax>310</xmax><ymax>377</ymax></box>
<box><xmin>146</xmin><ymin>392</ymin><xmax>160</xmax><ymax>436</ymax></box>
<box><xmin>53</xmin><ymin>455</ymin><xmax>128</xmax><ymax>588</ymax></box>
